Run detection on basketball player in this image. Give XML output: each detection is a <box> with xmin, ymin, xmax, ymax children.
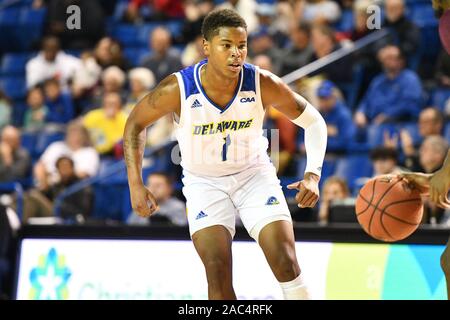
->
<box><xmin>399</xmin><ymin>150</ymin><xmax>450</xmax><ymax>299</ymax></box>
<box><xmin>123</xmin><ymin>9</ymin><xmax>327</xmax><ymax>300</ymax></box>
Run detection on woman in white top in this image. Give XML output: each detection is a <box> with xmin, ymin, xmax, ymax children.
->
<box><xmin>33</xmin><ymin>120</ymin><xmax>100</xmax><ymax>190</ymax></box>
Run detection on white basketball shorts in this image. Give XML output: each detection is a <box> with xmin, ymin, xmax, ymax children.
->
<box><xmin>182</xmin><ymin>164</ymin><xmax>292</xmax><ymax>242</ymax></box>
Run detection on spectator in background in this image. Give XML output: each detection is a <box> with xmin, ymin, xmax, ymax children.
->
<box><xmin>182</xmin><ymin>35</ymin><xmax>207</xmax><ymax>67</ymax></box>
<box><xmin>435</xmin><ymin>50</ymin><xmax>450</xmax><ymax>88</ymax></box>
<box><xmin>309</xmin><ymin>24</ymin><xmax>353</xmax><ymax>84</ymax></box>
<box><xmin>43</xmin><ymin>79</ymin><xmax>74</xmax><ymax>124</ymax></box>
<box><xmin>94</xmin><ymin>37</ymin><xmax>129</xmax><ymax>71</ymax></box>
<box><xmin>390</xmin><ymin>108</ymin><xmax>445</xmax><ymax>159</ymax></box>
<box><xmin>91</xmin><ymin>66</ymin><xmax>128</xmax><ymax>109</ymax></box>
<box><xmin>23</xmin><ymin>156</ymin><xmax>94</xmax><ymax>223</ymax></box>
<box><xmin>124</xmin><ymin>0</ymin><xmax>184</xmax><ymax>22</ymax></box>
<box><xmin>41</xmin><ymin>0</ymin><xmax>105</xmax><ymax>50</ymax></box>
<box><xmin>403</xmin><ymin>135</ymin><xmax>449</xmax><ymax>224</ymax></box>
<box><xmin>182</xmin><ymin>0</ymin><xmax>214</xmax><ymax>44</ymax></box>
<box><xmin>218</xmin><ymin>0</ymin><xmax>258</xmax><ymax>33</ymax></box>
<box><xmin>26</xmin><ymin>36</ymin><xmax>81</xmax><ymax>90</ymax></box>
<box><xmin>0</xmin><ymin>126</ymin><xmax>31</xmax><ymax>183</ymax></box>
<box><xmin>252</xmin><ymin>54</ymin><xmax>273</xmax><ymax>71</ymax></box>
<box><xmin>316</xmin><ymin>80</ymin><xmax>355</xmax><ymax>154</ymax></box>
<box><xmin>254</xmin><ymin>55</ymin><xmax>297</xmax><ymax>175</ymax></box>
<box><xmin>23</xmin><ymin>87</ymin><xmax>48</xmax><ymax>130</ymax></box>
<box><xmin>404</xmin><ymin>135</ymin><xmax>449</xmax><ymax>174</ymax></box>
<box><xmin>248</xmin><ymin>27</ymin><xmax>283</xmax><ymax>74</ymax></box>
<box><xmin>318</xmin><ymin>176</ymin><xmax>350</xmax><ymax>223</ymax></box>
<box><xmin>355</xmin><ymin>45</ymin><xmax>423</xmax><ymax>127</ymax></box>
<box><xmin>33</xmin><ymin>121</ymin><xmax>99</xmax><ymax>190</ymax></box>
<box><xmin>279</xmin><ymin>22</ymin><xmax>313</xmax><ymax>76</ymax></box>
<box><xmin>124</xmin><ymin>68</ymin><xmax>155</xmax><ymax>114</ymax></box>
<box><xmin>127</xmin><ymin>172</ymin><xmax>186</xmax><ymax>226</ymax></box>
<box><xmin>71</xmin><ymin>51</ymin><xmax>102</xmax><ymax>100</ymax></box>
<box><xmin>254</xmin><ymin>3</ymin><xmax>288</xmax><ymax>49</ymax></box>
<box><xmin>382</xmin><ymin>0</ymin><xmax>420</xmax><ymax>62</ymax></box>
<box><xmin>295</xmin><ymin>0</ymin><xmax>342</xmax><ymax>25</ymax></box>
<box><xmin>141</xmin><ymin>27</ymin><xmax>183</xmax><ymax>83</ymax></box>
<box><xmin>83</xmin><ymin>92</ymin><xmax>127</xmax><ymax>156</ymax></box>
<box><xmin>370</xmin><ymin>147</ymin><xmax>403</xmax><ymax>177</ymax></box>
<box><xmin>0</xmin><ymin>90</ymin><xmax>11</xmax><ymax>130</ymax></box>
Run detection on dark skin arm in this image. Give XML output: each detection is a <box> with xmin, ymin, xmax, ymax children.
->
<box><xmin>260</xmin><ymin>69</ymin><xmax>321</xmax><ymax>208</ymax></box>
<box><xmin>399</xmin><ymin>150</ymin><xmax>450</xmax><ymax>209</ymax></box>
<box><xmin>123</xmin><ymin>74</ymin><xmax>180</xmax><ymax>217</ymax></box>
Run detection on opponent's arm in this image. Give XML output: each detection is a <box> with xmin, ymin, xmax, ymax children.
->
<box><xmin>400</xmin><ymin>150</ymin><xmax>450</xmax><ymax>209</ymax></box>
<box><xmin>429</xmin><ymin>150</ymin><xmax>450</xmax><ymax>207</ymax></box>
<box><xmin>123</xmin><ymin>74</ymin><xmax>180</xmax><ymax>216</ymax></box>
<box><xmin>260</xmin><ymin>69</ymin><xmax>327</xmax><ymax>208</ymax></box>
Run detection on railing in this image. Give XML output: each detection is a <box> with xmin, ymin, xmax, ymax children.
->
<box><xmin>0</xmin><ymin>182</ymin><xmax>24</xmax><ymax>219</ymax></box>
<box><xmin>53</xmin><ymin>139</ymin><xmax>175</xmax><ymax>217</ymax></box>
<box><xmin>281</xmin><ymin>29</ymin><xmax>389</xmax><ymax>85</ymax></box>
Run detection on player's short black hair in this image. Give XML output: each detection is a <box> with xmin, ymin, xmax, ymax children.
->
<box><xmin>201</xmin><ymin>8</ymin><xmax>247</xmax><ymax>41</ymax></box>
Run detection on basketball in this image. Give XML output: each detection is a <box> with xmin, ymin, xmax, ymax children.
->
<box><xmin>439</xmin><ymin>10</ymin><xmax>450</xmax><ymax>54</ymax></box>
<box><xmin>355</xmin><ymin>176</ymin><xmax>423</xmax><ymax>242</ymax></box>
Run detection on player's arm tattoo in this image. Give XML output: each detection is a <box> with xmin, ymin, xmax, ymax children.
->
<box><xmin>123</xmin><ymin>125</ymin><xmax>146</xmax><ymax>169</ymax></box>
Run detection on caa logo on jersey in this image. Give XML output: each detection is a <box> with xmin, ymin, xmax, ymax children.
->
<box><xmin>240</xmin><ymin>97</ymin><xmax>255</xmax><ymax>103</ymax></box>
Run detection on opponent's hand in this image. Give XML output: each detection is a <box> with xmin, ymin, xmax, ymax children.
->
<box><xmin>287</xmin><ymin>173</ymin><xmax>320</xmax><ymax>208</ymax></box>
<box><xmin>129</xmin><ymin>183</ymin><xmax>159</xmax><ymax>217</ymax></box>
<box><xmin>398</xmin><ymin>172</ymin><xmax>432</xmax><ymax>194</ymax></box>
<box><xmin>429</xmin><ymin>168</ymin><xmax>450</xmax><ymax>209</ymax></box>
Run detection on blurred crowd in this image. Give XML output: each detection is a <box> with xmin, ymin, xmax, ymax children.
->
<box><xmin>0</xmin><ymin>0</ymin><xmax>448</xmax><ymax>228</ymax></box>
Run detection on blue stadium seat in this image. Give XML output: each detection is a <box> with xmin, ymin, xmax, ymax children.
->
<box><xmin>334</xmin><ymin>154</ymin><xmax>373</xmax><ymax>192</ymax></box>
<box><xmin>0</xmin><ymin>7</ymin><xmax>20</xmax><ymax>25</ymax></box>
<box><xmin>337</xmin><ymin>63</ymin><xmax>365</xmax><ymax>110</ymax></box>
<box><xmin>34</xmin><ymin>130</ymin><xmax>66</xmax><ymax>158</ymax></box>
<box><xmin>123</xmin><ymin>47</ymin><xmax>140</xmax><ymax>67</ymax></box>
<box><xmin>334</xmin><ymin>9</ymin><xmax>354</xmax><ymax>33</ymax></box>
<box><xmin>0</xmin><ymin>77</ymin><xmax>26</xmax><ymax>100</ymax></box>
<box><xmin>445</xmin><ymin>123</ymin><xmax>450</xmax><ymax>142</ymax></box>
<box><xmin>0</xmin><ymin>53</ymin><xmax>31</xmax><ymax>75</ymax></box>
<box><xmin>92</xmin><ymin>182</ymin><xmax>129</xmax><ymax>221</ymax></box>
<box><xmin>409</xmin><ymin>3</ymin><xmax>438</xmax><ymax>27</ymax></box>
<box><xmin>138</xmin><ymin>23</ymin><xmax>158</xmax><ymax>47</ymax></box>
<box><xmin>111</xmin><ymin>24</ymin><xmax>140</xmax><ymax>47</ymax></box>
<box><xmin>19</xmin><ymin>7</ymin><xmax>46</xmax><ymax>25</ymax></box>
<box><xmin>166</xmin><ymin>20</ymin><xmax>183</xmax><ymax>38</ymax></box>
<box><xmin>11</xmin><ymin>100</ymin><xmax>27</xmax><ymax>127</ymax></box>
<box><xmin>20</xmin><ymin>131</ymin><xmax>37</xmax><ymax>156</ymax></box>
<box><xmin>431</xmin><ymin>88</ymin><xmax>450</xmax><ymax>111</ymax></box>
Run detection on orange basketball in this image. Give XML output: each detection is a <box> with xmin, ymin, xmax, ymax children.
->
<box><xmin>355</xmin><ymin>176</ymin><xmax>423</xmax><ymax>242</ymax></box>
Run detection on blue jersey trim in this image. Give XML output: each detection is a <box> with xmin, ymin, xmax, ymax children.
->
<box><xmin>179</xmin><ymin>65</ymin><xmax>199</xmax><ymax>99</ymax></box>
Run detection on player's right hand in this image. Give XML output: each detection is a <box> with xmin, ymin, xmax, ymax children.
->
<box><xmin>130</xmin><ymin>184</ymin><xmax>159</xmax><ymax>217</ymax></box>
<box><xmin>398</xmin><ymin>172</ymin><xmax>431</xmax><ymax>194</ymax></box>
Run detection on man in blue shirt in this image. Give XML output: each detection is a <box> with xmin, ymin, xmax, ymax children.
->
<box><xmin>354</xmin><ymin>45</ymin><xmax>423</xmax><ymax>128</ymax></box>
<box><xmin>317</xmin><ymin>80</ymin><xmax>355</xmax><ymax>154</ymax></box>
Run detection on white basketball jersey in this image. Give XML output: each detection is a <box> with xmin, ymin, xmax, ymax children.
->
<box><xmin>173</xmin><ymin>59</ymin><xmax>270</xmax><ymax>177</ymax></box>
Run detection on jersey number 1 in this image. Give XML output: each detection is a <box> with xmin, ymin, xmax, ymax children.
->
<box><xmin>222</xmin><ymin>134</ymin><xmax>231</xmax><ymax>161</ymax></box>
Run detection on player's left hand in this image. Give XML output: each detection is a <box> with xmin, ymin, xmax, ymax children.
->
<box><xmin>287</xmin><ymin>173</ymin><xmax>320</xmax><ymax>208</ymax></box>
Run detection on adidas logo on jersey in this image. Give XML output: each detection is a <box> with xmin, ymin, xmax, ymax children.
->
<box><xmin>191</xmin><ymin>99</ymin><xmax>202</xmax><ymax>108</ymax></box>
<box><xmin>195</xmin><ymin>210</ymin><xmax>208</xmax><ymax>220</ymax></box>
<box><xmin>265</xmin><ymin>196</ymin><xmax>280</xmax><ymax>206</ymax></box>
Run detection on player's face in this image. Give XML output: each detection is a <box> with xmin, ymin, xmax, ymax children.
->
<box><xmin>204</xmin><ymin>27</ymin><xmax>248</xmax><ymax>79</ymax></box>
